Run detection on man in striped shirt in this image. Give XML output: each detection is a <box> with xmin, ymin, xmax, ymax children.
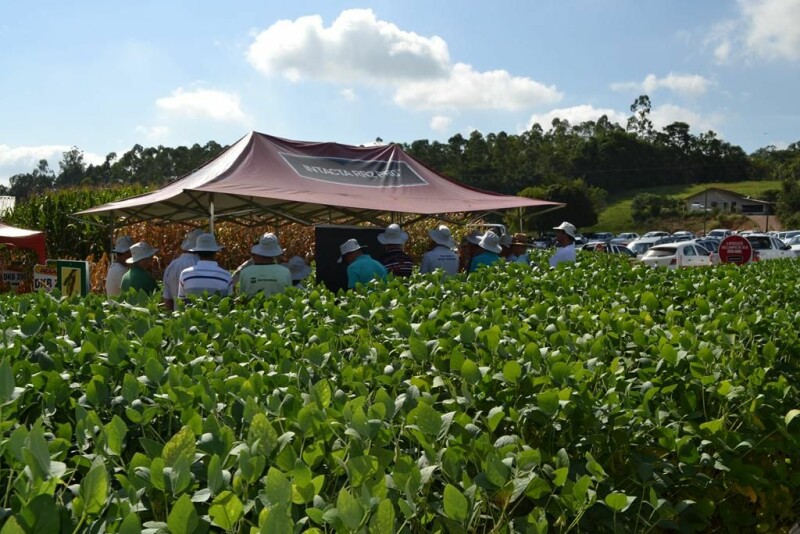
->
<box><xmin>178</xmin><ymin>233</ymin><xmax>233</xmax><ymax>301</ymax></box>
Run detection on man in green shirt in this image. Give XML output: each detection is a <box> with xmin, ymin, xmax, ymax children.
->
<box><xmin>121</xmin><ymin>241</ymin><xmax>159</xmax><ymax>294</ymax></box>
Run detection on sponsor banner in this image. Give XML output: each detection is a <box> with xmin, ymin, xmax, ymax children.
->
<box><xmin>280</xmin><ymin>152</ymin><xmax>427</xmax><ymax>188</ymax></box>
<box><xmin>34</xmin><ymin>264</ymin><xmax>58</xmax><ymax>292</ymax></box>
<box><xmin>56</xmin><ymin>260</ymin><xmax>90</xmax><ymax>297</ymax></box>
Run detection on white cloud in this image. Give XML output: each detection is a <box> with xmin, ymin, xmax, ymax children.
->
<box><xmin>430</xmin><ymin>115</ymin><xmax>452</xmax><ymax>133</ymax></box>
<box><xmin>649</xmin><ymin>104</ymin><xmax>724</xmax><ymax>133</ymax></box>
<box><xmin>526</xmin><ymin>105</ymin><xmax>628</xmax><ymax>130</ymax></box>
<box><xmin>707</xmin><ymin>0</ymin><xmax>800</xmax><ymax>62</ymax></box>
<box><xmin>340</xmin><ymin>88</ymin><xmax>357</xmax><ymax>102</ymax></box>
<box><xmin>246</xmin><ymin>9</ymin><xmax>560</xmax><ymax>112</ymax></box>
<box><xmin>611</xmin><ymin>72</ymin><xmax>712</xmax><ymax>97</ymax></box>
<box><xmin>0</xmin><ymin>144</ymin><xmax>105</xmax><ymax>185</ymax></box>
<box><xmin>135</xmin><ymin>125</ymin><xmax>170</xmax><ymax>141</ymax></box>
<box><xmin>156</xmin><ymin>88</ymin><xmax>249</xmax><ymax>122</ymax></box>
<box><xmin>246</xmin><ymin>9</ymin><xmax>450</xmax><ymax>84</ymax></box>
<box><xmin>394</xmin><ymin>63</ymin><xmax>562</xmax><ymax>111</ymax></box>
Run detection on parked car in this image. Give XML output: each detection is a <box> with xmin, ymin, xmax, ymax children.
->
<box><xmin>640</xmin><ymin>242</ymin><xmax>715</xmax><ymax>268</ymax></box>
<box><xmin>642</xmin><ymin>231</ymin><xmax>670</xmax><ymax>239</ymax></box>
<box><xmin>585</xmin><ymin>232</ymin><xmax>615</xmax><ymax>242</ymax></box>
<box><xmin>707</xmin><ymin>228</ymin><xmax>734</xmax><ymax>240</ymax></box>
<box><xmin>786</xmin><ymin>235</ymin><xmax>800</xmax><ymax>257</ymax></box>
<box><xmin>671</xmin><ymin>230</ymin><xmax>696</xmax><ymax>241</ymax></box>
<box><xmin>531</xmin><ymin>235</ymin><xmax>556</xmax><ymax>249</ymax></box>
<box><xmin>581</xmin><ymin>241</ymin><xmax>636</xmax><ymax>256</ymax></box>
<box><xmin>688</xmin><ymin>202</ymin><xmax>710</xmax><ymax>213</ymax></box>
<box><xmin>744</xmin><ymin>234</ymin><xmax>795</xmax><ymax>261</ymax></box>
<box><xmin>610</xmin><ymin>232</ymin><xmax>639</xmax><ymax>246</ymax></box>
<box><xmin>627</xmin><ymin>237</ymin><xmax>666</xmax><ymax>258</ymax></box>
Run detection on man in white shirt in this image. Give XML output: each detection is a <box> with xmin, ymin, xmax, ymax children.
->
<box><xmin>162</xmin><ymin>229</ymin><xmax>202</xmax><ymax>310</ymax></box>
<box><xmin>549</xmin><ymin>222</ymin><xmax>577</xmax><ymax>268</ymax></box>
<box><xmin>239</xmin><ymin>233</ymin><xmax>292</xmax><ymax>297</ymax></box>
<box><xmin>105</xmin><ymin>235</ymin><xmax>133</xmax><ymax>297</ymax></box>
<box><xmin>420</xmin><ymin>225</ymin><xmax>459</xmax><ymax>276</ymax></box>
<box><xmin>178</xmin><ymin>233</ymin><xmax>233</xmax><ymax>300</ymax></box>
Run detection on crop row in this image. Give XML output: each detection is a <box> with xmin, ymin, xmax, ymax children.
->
<box><xmin>1</xmin><ymin>254</ymin><xmax>799</xmax><ymax>533</ymax></box>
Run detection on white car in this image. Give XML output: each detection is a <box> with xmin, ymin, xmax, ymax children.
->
<box><xmin>643</xmin><ymin>231</ymin><xmax>670</xmax><ymax>239</ymax></box>
<box><xmin>707</xmin><ymin>228</ymin><xmax>734</xmax><ymax>240</ymax></box>
<box><xmin>610</xmin><ymin>232</ymin><xmax>639</xmax><ymax>246</ymax></box>
<box><xmin>641</xmin><ymin>242</ymin><xmax>714</xmax><ymax>268</ymax></box>
<box><xmin>745</xmin><ymin>234</ymin><xmax>795</xmax><ymax>261</ymax></box>
<box><xmin>786</xmin><ymin>236</ymin><xmax>800</xmax><ymax>257</ymax></box>
<box><xmin>671</xmin><ymin>230</ymin><xmax>696</xmax><ymax>241</ymax></box>
<box><xmin>627</xmin><ymin>237</ymin><xmax>666</xmax><ymax>258</ymax></box>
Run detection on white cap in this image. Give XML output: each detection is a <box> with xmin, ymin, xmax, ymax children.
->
<box><xmin>428</xmin><ymin>225</ymin><xmax>455</xmax><ymax>248</ymax></box>
<box><xmin>338</xmin><ymin>238</ymin><xmax>366</xmax><ymax>263</ymax></box>
<box><xmin>189</xmin><ymin>233</ymin><xmax>223</xmax><ymax>252</ymax></box>
<box><xmin>553</xmin><ymin>221</ymin><xmax>577</xmax><ymax>239</ymax></box>
<box><xmin>377</xmin><ymin>223</ymin><xmax>409</xmax><ymax>245</ymax></box>
<box><xmin>181</xmin><ymin>229</ymin><xmax>204</xmax><ymax>251</ymax></box>
<box><xmin>478</xmin><ymin>231</ymin><xmax>502</xmax><ymax>254</ymax></box>
<box><xmin>126</xmin><ymin>241</ymin><xmax>159</xmax><ymax>264</ymax></box>
<box><xmin>112</xmin><ymin>235</ymin><xmax>134</xmax><ymax>253</ymax></box>
<box><xmin>251</xmin><ymin>233</ymin><xmax>284</xmax><ymax>257</ymax></box>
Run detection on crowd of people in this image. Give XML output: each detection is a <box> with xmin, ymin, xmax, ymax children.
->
<box><xmin>105</xmin><ymin>221</ymin><xmax>577</xmax><ymax>303</ymax></box>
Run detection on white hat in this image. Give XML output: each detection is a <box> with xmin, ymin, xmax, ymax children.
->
<box><xmin>338</xmin><ymin>238</ymin><xmax>367</xmax><ymax>263</ymax></box>
<box><xmin>189</xmin><ymin>233</ymin><xmax>224</xmax><ymax>253</ymax></box>
<box><xmin>428</xmin><ymin>225</ymin><xmax>455</xmax><ymax>248</ymax></box>
<box><xmin>478</xmin><ymin>231</ymin><xmax>503</xmax><ymax>254</ymax></box>
<box><xmin>500</xmin><ymin>233</ymin><xmax>513</xmax><ymax>247</ymax></box>
<box><xmin>251</xmin><ymin>233</ymin><xmax>283</xmax><ymax>257</ymax></box>
<box><xmin>465</xmin><ymin>230</ymin><xmax>483</xmax><ymax>245</ymax></box>
<box><xmin>181</xmin><ymin>229</ymin><xmax>204</xmax><ymax>251</ymax></box>
<box><xmin>112</xmin><ymin>235</ymin><xmax>134</xmax><ymax>254</ymax></box>
<box><xmin>377</xmin><ymin>223</ymin><xmax>408</xmax><ymax>245</ymax></box>
<box><xmin>284</xmin><ymin>255</ymin><xmax>312</xmax><ymax>281</ymax></box>
<box><xmin>126</xmin><ymin>241</ymin><xmax>159</xmax><ymax>264</ymax></box>
<box><xmin>553</xmin><ymin>221</ymin><xmax>577</xmax><ymax>239</ymax></box>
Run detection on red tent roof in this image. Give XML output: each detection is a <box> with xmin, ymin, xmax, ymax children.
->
<box><xmin>0</xmin><ymin>223</ymin><xmax>47</xmax><ymax>263</ymax></box>
<box><xmin>77</xmin><ymin>131</ymin><xmax>562</xmax><ymax>226</ymax></box>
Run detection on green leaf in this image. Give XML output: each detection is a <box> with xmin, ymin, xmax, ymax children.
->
<box><xmin>409</xmin><ymin>403</ymin><xmax>443</xmax><ymax>436</ymax></box>
<box><xmin>660</xmin><ymin>344</ymin><xmax>677</xmax><ymax>366</ymax></box>
<box><xmin>699</xmin><ymin>418</ymin><xmax>724</xmax><ymax>434</ymax></box>
<box><xmin>443</xmin><ymin>484</ymin><xmax>469</xmax><ymax>522</ymax></box>
<box><xmin>485</xmin><ymin>455</ymin><xmax>511</xmax><ymax>487</ymax></box>
<box><xmin>118</xmin><ymin>513</ymin><xmax>142</xmax><ymax>534</ymax></box>
<box><xmin>0</xmin><ymin>516</ymin><xmax>25</xmax><ymax>534</ymax></box>
<box><xmin>167</xmin><ymin>494</ymin><xmax>199</xmax><ymax>534</ymax></box>
<box><xmin>461</xmin><ymin>358</ymin><xmax>481</xmax><ymax>384</ymax></box>
<box><xmin>248</xmin><ymin>413</ymin><xmax>278</xmax><ymax>457</ymax></box>
<box><xmin>369</xmin><ymin>499</ymin><xmax>395</xmax><ymax>532</ymax></box>
<box><xmin>0</xmin><ymin>359</ymin><xmax>18</xmax><ymax>404</ymax></box>
<box><xmin>336</xmin><ymin>488</ymin><xmax>363</xmax><ymax>531</ymax></box>
<box><xmin>312</xmin><ymin>379</ymin><xmax>332</xmax><ymax>408</ymax></box>
<box><xmin>347</xmin><ymin>455</ymin><xmax>379</xmax><ymax>487</ymax></box>
<box><xmin>265</xmin><ymin>468</ymin><xmax>292</xmax><ymax>505</ymax></box>
<box><xmin>502</xmin><ymin>360</ymin><xmax>522</xmax><ymax>384</ymax></box>
<box><xmin>18</xmin><ymin>494</ymin><xmax>60</xmax><ymax>534</ymax></box>
<box><xmin>25</xmin><ymin>423</ymin><xmax>50</xmax><ymax>480</ymax></box>
<box><xmin>785</xmin><ymin>409</ymin><xmax>800</xmax><ymax>427</ymax></box>
<box><xmin>209</xmin><ymin>491</ymin><xmax>244</xmax><ymax>530</ymax></box>
<box><xmin>552</xmin><ymin>467</ymin><xmax>569</xmax><ymax>487</ymax></box>
<box><xmin>605</xmin><ymin>492</ymin><xmax>636</xmax><ymax>512</ymax></box>
<box><xmin>163</xmin><ymin>426</ymin><xmax>195</xmax><ymax>468</ymax></box>
<box><xmin>208</xmin><ymin>454</ymin><xmax>225</xmax><ymax>495</ymax></box>
<box><xmin>104</xmin><ymin>415</ymin><xmax>127</xmax><ymax>456</ymax></box>
<box><xmin>142</xmin><ymin>325</ymin><xmax>164</xmax><ymax>348</ymax></box>
<box><xmin>537</xmin><ymin>389</ymin><xmax>560</xmax><ymax>417</ymax></box>
<box><xmin>261</xmin><ymin>504</ymin><xmax>292</xmax><ymax>534</ymax></box>
<box><xmin>80</xmin><ymin>464</ymin><xmax>109</xmax><ymax>516</ymax></box>
<box><xmin>409</xmin><ymin>336</ymin><xmax>428</xmax><ymax>361</ymax></box>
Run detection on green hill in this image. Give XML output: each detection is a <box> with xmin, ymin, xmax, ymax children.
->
<box><xmin>587</xmin><ymin>180</ymin><xmax>782</xmax><ymax>233</ymax></box>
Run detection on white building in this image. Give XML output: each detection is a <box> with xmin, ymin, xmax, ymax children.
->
<box><xmin>685</xmin><ymin>188</ymin><xmax>771</xmax><ymax>215</ymax></box>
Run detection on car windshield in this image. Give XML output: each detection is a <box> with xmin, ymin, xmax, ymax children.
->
<box><xmin>644</xmin><ymin>246</ymin><xmax>677</xmax><ymax>258</ymax></box>
<box><xmin>789</xmin><ymin>236</ymin><xmax>800</xmax><ymax>245</ymax></box>
<box><xmin>746</xmin><ymin>236</ymin><xmax>771</xmax><ymax>250</ymax></box>
<box><xmin>629</xmin><ymin>243</ymin><xmax>650</xmax><ymax>254</ymax></box>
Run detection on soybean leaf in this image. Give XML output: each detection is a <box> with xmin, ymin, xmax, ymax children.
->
<box><xmin>443</xmin><ymin>484</ymin><xmax>469</xmax><ymax>523</ymax></box>
<box><xmin>167</xmin><ymin>494</ymin><xmax>199</xmax><ymax>534</ymax></box>
<box><xmin>209</xmin><ymin>491</ymin><xmax>243</xmax><ymax>531</ymax></box>
<box><xmin>80</xmin><ymin>464</ymin><xmax>109</xmax><ymax>516</ymax></box>
<box><xmin>336</xmin><ymin>488</ymin><xmax>363</xmax><ymax>531</ymax></box>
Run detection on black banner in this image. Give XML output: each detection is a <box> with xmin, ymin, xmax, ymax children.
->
<box><xmin>280</xmin><ymin>153</ymin><xmax>427</xmax><ymax>188</ymax></box>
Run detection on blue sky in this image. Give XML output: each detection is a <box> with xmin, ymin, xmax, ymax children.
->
<box><xmin>1</xmin><ymin>0</ymin><xmax>798</xmax><ymax>185</ymax></box>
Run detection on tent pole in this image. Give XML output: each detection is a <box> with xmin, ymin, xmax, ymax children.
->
<box><xmin>209</xmin><ymin>194</ymin><xmax>215</xmax><ymax>234</ymax></box>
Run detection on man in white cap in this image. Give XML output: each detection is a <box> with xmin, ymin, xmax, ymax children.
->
<box><xmin>468</xmin><ymin>231</ymin><xmax>504</xmax><ymax>273</ymax></box>
<box><xmin>120</xmin><ymin>241</ymin><xmax>159</xmax><ymax>294</ymax></box>
<box><xmin>550</xmin><ymin>221</ymin><xmax>577</xmax><ymax>267</ymax></box>
<box><xmin>377</xmin><ymin>223</ymin><xmax>414</xmax><ymax>277</ymax></box>
<box><xmin>420</xmin><ymin>225</ymin><xmax>459</xmax><ymax>276</ymax></box>
<box><xmin>177</xmin><ymin>233</ymin><xmax>233</xmax><ymax>300</ymax></box>
<box><xmin>339</xmin><ymin>238</ymin><xmax>387</xmax><ymax>289</ymax></box>
<box><xmin>162</xmin><ymin>228</ymin><xmax>202</xmax><ymax>310</ymax></box>
<box><xmin>238</xmin><ymin>233</ymin><xmax>292</xmax><ymax>297</ymax></box>
<box><xmin>105</xmin><ymin>235</ymin><xmax>133</xmax><ymax>297</ymax></box>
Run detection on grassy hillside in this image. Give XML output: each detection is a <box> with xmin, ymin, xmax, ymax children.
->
<box><xmin>588</xmin><ymin>180</ymin><xmax>782</xmax><ymax>233</ymax></box>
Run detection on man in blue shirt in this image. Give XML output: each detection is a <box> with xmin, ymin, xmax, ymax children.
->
<box><xmin>339</xmin><ymin>238</ymin><xmax>388</xmax><ymax>289</ymax></box>
<box><xmin>468</xmin><ymin>231</ymin><xmax>504</xmax><ymax>272</ymax></box>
